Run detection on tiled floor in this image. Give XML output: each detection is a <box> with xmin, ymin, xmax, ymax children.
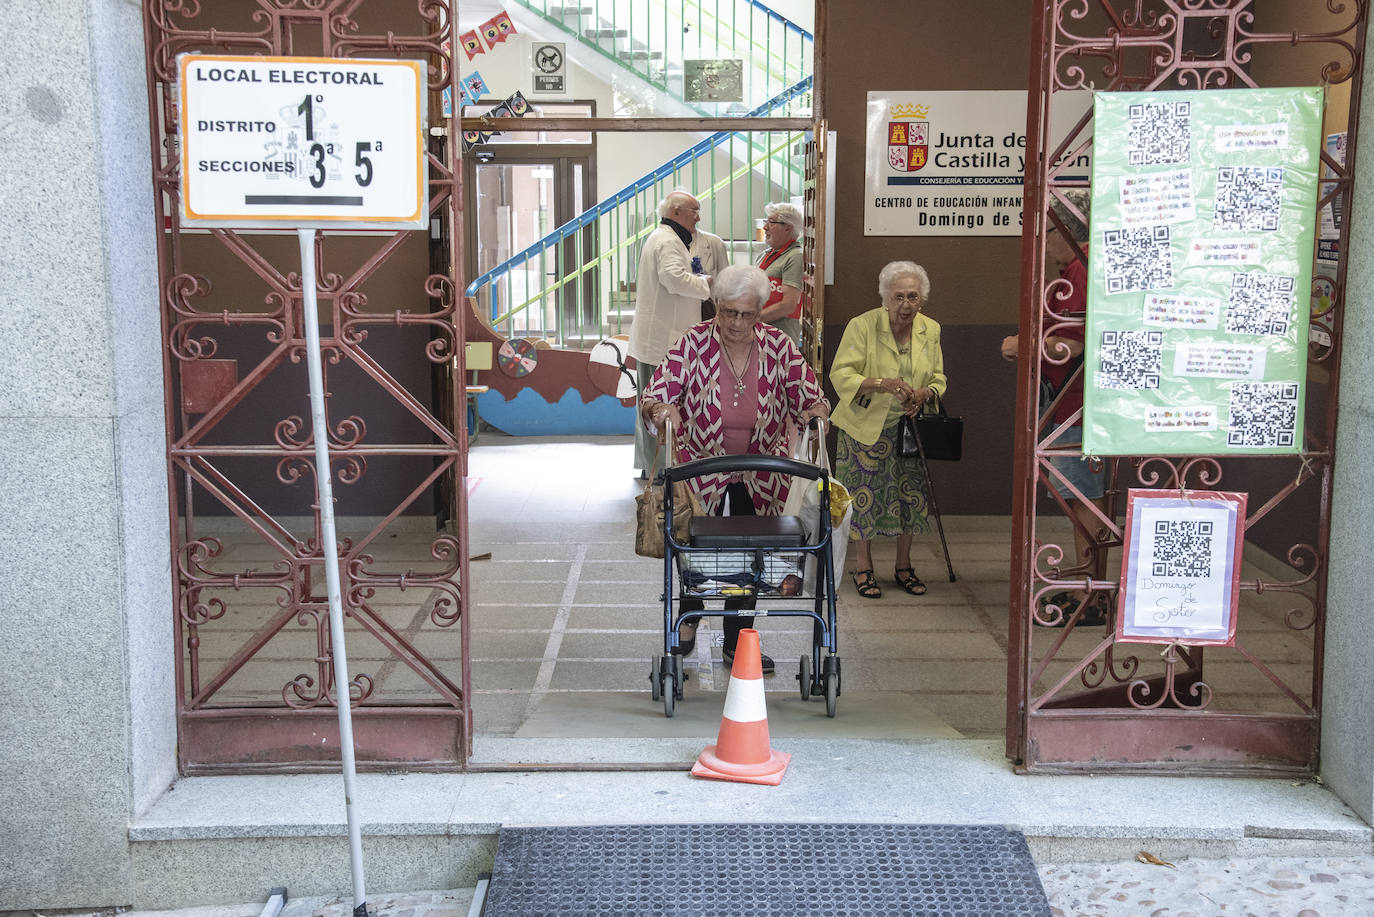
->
<box><xmin>183</xmin><ymin>433</ymin><xmax>1317</xmax><ymax>766</ymax></box>
<box><xmin>462</xmin><ymin>434</ymin><xmax>1317</xmax><ymax>763</ymax></box>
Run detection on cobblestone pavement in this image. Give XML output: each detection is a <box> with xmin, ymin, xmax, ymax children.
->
<box><xmin>288</xmin><ymin>856</ymin><xmax>1374</xmax><ymax>917</ymax></box>
<box><xmin>1038</xmin><ymin>856</ymin><xmax>1374</xmax><ymax>917</ymax></box>
<box><xmin>93</xmin><ymin>855</ymin><xmax>1374</xmax><ymax>917</ymax></box>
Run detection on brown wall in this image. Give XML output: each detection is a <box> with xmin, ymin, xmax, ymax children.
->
<box><xmin>820</xmin><ymin>1</ymin><xmax>1034</xmax><ymax>515</ymax></box>
<box><xmin>819</xmin><ymin>0</ymin><xmax>1350</xmax><ymax>542</ymax></box>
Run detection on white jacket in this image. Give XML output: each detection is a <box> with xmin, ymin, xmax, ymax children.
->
<box><xmin>627</xmin><ymin>223</ymin><xmax>712</xmax><ymax>366</ymax></box>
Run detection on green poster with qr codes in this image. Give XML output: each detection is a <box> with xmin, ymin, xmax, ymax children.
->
<box><xmin>1083</xmin><ymin>87</ymin><xmax>1324</xmax><ymax>456</ymax></box>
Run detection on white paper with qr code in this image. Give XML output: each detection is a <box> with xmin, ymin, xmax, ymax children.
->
<box><xmin>1084</xmin><ymin>88</ymin><xmax>1323</xmax><ymax>455</ymax></box>
<box><xmin>1121</xmin><ymin>497</ymin><xmax>1239</xmax><ymax>643</ymax></box>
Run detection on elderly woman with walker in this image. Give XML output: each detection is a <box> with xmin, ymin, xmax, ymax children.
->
<box><xmin>640</xmin><ymin>264</ymin><xmax>830</xmax><ymax>674</ymax></box>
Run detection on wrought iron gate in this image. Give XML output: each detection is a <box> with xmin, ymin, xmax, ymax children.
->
<box><xmin>1009</xmin><ymin>0</ymin><xmax>1365</xmax><ymax>773</ymax></box>
<box><xmin>144</xmin><ymin>1</ymin><xmax>470</xmax><ymax>772</ymax></box>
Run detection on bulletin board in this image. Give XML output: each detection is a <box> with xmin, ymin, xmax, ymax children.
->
<box><xmin>1083</xmin><ymin>88</ymin><xmax>1324</xmax><ymax>456</ymax></box>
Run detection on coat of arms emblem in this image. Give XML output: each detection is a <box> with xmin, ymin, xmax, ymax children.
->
<box><xmin>888</xmin><ymin>121</ymin><xmax>929</xmax><ymax>172</ymax></box>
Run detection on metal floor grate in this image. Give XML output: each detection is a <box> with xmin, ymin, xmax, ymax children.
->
<box><xmin>481</xmin><ymin>823</ymin><xmax>1051</xmax><ymax>916</ymax></box>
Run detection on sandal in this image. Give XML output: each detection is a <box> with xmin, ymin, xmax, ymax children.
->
<box><xmin>894</xmin><ymin>567</ymin><xmax>927</xmax><ymax>596</ymax></box>
<box><xmin>852</xmin><ymin>569</ymin><xmax>882</xmax><ymax>599</ymax></box>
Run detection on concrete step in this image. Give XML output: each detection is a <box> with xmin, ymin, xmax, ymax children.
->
<box><xmin>126</xmin><ymin>738</ymin><xmax>1371</xmax><ymax>908</ymax></box>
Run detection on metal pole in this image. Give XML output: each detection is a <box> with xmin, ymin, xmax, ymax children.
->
<box><xmin>298</xmin><ymin>228</ymin><xmax>369</xmax><ymax>916</ymax></box>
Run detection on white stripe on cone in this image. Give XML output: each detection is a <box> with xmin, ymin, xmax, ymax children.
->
<box><xmin>721</xmin><ymin>674</ymin><xmax>768</xmax><ymax>723</ymax></box>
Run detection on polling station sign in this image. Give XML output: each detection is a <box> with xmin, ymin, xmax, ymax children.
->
<box><xmin>864</xmin><ymin>90</ymin><xmax>1092</xmax><ymax>236</ymax></box>
<box><xmin>178</xmin><ymin>55</ymin><xmax>427</xmax><ymax>228</ymax></box>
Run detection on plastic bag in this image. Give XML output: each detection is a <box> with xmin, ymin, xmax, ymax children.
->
<box><xmin>782</xmin><ymin>423</ymin><xmax>852</xmax><ymax>590</ymax></box>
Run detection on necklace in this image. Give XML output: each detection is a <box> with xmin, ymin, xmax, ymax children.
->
<box><xmin>721</xmin><ymin>340</ymin><xmax>755</xmax><ymax>408</ymax></box>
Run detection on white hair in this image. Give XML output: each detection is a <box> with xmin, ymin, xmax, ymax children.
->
<box><xmin>764</xmin><ymin>201</ymin><xmax>802</xmax><ymax>236</ymax></box>
<box><xmin>877</xmin><ymin>261</ymin><xmax>931</xmax><ymax>302</ymax></box>
<box><xmin>711</xmin><ymin>264</ymin><xmax>770</xmax><ymax>309</ymax></box>
<box><xmin>658</xmin><ymin>190</ymin><xmax>697</xmax><ymax>219</ymax></box>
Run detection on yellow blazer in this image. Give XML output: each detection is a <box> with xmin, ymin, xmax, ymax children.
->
<box><xmin>829</xmin><ymin>307</ymin><xmax>947</xmax><ymax>446</ymax></box>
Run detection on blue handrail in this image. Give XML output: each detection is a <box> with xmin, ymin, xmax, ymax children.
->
<box><xmin>464</xmin><ymin>75</ymin><xmax>812</xmax><ymax>301</ymax></box>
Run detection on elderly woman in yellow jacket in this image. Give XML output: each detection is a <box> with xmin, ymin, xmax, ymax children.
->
<box><xmin>829</xmin><ymin>261</ymin><xmax>947</xmax><ymax>599</ymax></box>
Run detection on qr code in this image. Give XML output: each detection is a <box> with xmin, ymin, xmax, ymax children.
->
<box><xmin>1151</xmin><ymin>520</ymin><xmax>1214</xmax><ymax>578</ymax></box>
<box><xmin>1098</xmin><ymin>329</ymin><xmax>1163</xmax><ymax>390</ymax></box>
<box><xmin>1103</xmin><ymin>225</ymin><xmax>1174</xmax><ymax>294</ymax></box>
<box><xmin>1226</xmin><ymin>271</ymin><xmax>1295</xmax><ymax>336</ymax></box>
<box><xmin>1128</xmin><ymin>100</ymin><xmax>1192</xmax><ymax>165</ymax></box>
<box><xmin>1214</xmin><ymin>166</ymin><xmax>1284</xmax><ymax>231</ymax></box>
<box><xmin>1228</xmin><ymin>381</ymin><xmax>1299</xmax><ymax>448</ymax></box>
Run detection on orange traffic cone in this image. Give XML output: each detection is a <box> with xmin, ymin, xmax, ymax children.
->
<box><xmin>691</xmin><ymin>629</ymin><xmax>790</xmax><ymax>785</ymax></box>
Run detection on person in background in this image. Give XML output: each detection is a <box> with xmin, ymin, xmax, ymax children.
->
<box><xmin>1001</xmin><ymin>189</ymin><xmax>1108</xmax><ymax>627</ymax></box>
<box><xmin>692</xmin><ymin>227</ymin><xmax>730</xmax><ymax>321</ymax></box>
<box><xmin>640</xmin><ymin>264</ymin><xmax>829</xmax><ymax>675</ymax></box>
<box><xmin>829</xmin><ymin>261</ymin><xmax>947</xmax><ymax>600</ymax></box>
<box><xmin>628</xmin><ymin>190</ymin><xmax>714</xmax><ymax>480</ymax></box>
<box><xmin>755</xmin><ymin>202</ymin><xmax>805</xmax><ymax>346</ymax></box>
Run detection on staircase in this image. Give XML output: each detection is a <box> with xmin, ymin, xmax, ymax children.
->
<box><xmin>467</xmin><ymin>0</ymin><xmax>813</xmax><ymax>348</ymax></box>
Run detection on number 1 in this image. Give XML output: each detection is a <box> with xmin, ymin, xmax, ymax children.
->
<box><xmin>298</xmin><ymin>95</ymin><xmax>315</xmax><ymax>141</ymax></box>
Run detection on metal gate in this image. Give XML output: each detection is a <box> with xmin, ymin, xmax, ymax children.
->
<box><xmin>1009</xmin><ymin>0</ymin><xmax>1365</xmax><ymax>773</ymax></box>
<box><xmin>144</xmin><ymin>0</ymin><xmax>470</xmax><ymax>772</ymax></box>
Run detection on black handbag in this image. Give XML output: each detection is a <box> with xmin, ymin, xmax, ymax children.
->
<box><xmin>898</xmin><ymin>395</ymin><xmax>964</xmax><ymax>462</ymax></box>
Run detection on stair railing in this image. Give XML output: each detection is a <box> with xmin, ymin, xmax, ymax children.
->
<box><xmin>465</xmin><ymin>77</ymin><xmax>812</xmax><ymax>347</ymax></box>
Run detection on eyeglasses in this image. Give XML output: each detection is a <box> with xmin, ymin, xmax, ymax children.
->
<box><xmin>764</xmin><ymin>219</ymin><xmax>790</xmax><ymax>227</ymax></box>
<box><xmin>717</xmin><ymin>307</ymin><xmax>761</xmax><ymax>322</ymax></box>
<box><xmin>888</xmin><ymin>293</ymin><xmax>924</xmax><ymax>305</ymax></box>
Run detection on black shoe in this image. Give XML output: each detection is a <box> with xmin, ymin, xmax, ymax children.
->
<box><xmin>671</xmin><ymin>623</ymin><xmax>697</xmax><ymax>656</ymax></box>
<box><xmin>1037</xmin><ymin>592</ymin><xmax>1078</xmax><ymax>627</ymax></box>
<box><xmin>721</xmin><ymin>647</ymin><xmax>775</xmax><ymax>675</ymax></box>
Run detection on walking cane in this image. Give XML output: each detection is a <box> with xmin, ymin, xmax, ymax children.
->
<box><xmin>912</xmin><ymin>423</ymin><xmax>958</xmax><ymax>582</ymax></box>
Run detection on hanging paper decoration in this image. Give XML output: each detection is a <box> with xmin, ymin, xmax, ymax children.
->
<box><xmin>507</xmin><ymin>90</ymin><xmax>531</xmax><ymax>116</ymax></box>
<box><xmin>481</xmin><ymin>19</ymin><xmax>502</xmax><ymax>50</ymax></box>
<box><xmin>461</xmin><ymin>30</ymin><xmax>484</xmax><ymax>61</ymax></box>
<box><xmin>463</xmin><ymin>71</ymin><xmax>490</xmax><ymax>104</ymax></box>
<box><xmin>482</xmin><ymin>10</ymin><xmax>517</xmax><ymax>49</ymax></box>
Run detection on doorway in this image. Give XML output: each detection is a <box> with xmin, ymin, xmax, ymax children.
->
<box><xmin>464</xmin><ymin>102</ymin><xmax>596</xmax><ymax>346</ymax></box>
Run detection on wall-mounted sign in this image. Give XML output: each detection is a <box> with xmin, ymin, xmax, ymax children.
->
<box><xmin>532</xmin><ymin>42</ymin><xmax>566</xmax><ymax>94</ymax></box>
<box><xmin>863</xmin><ymin>90</ymin><xmax>1093</xmax><ymax>235</ymax></box>
<box><xmin>1116</xmin><ymin>489</ymin><xmax>1246</xmax><ymax>647</ymax></box>
<box><xmin>684</xmin><ymin>59</ymin><xmax>743</xmax><ymax>103</ymax></box>
<box><xmin>178</xmin><ymin>55</ymin><xmax>427</xmax><ymax>228</ymax></box>
<box><xmin>1083</xmin><ymin>87</ymin><xmax>1324</xmax><ymax>456</ymax></box>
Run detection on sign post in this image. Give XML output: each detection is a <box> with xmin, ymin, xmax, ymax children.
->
<box><xmin>178</xmin><ymin>53</ymin><xmax>429</xmax><ymax>916</ymax></box>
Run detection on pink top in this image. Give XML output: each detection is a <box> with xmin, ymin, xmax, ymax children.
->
<box><xmin>720</xmin><ymin>348</ymin><xmax>760</xmax><ymax>456</ymax></box>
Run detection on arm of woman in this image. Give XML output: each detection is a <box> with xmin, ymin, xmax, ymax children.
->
<box><xmin>640</xmin><ymin>344</ymin><xmax>687</xmax><ymax>435</ymax></box>
<box><xmin>778</xmin><ymin>339</ymin><xmax>829</xmax><ymax>423</ymax></box>
<box><xmin>903</xmin><ymin>325</ymin><xmax>948</xmax><ymax>415</ymax></box>
<box><xmin>831</xmin><ymin>315</ymin><xmax>899</xmax><ymax>406</ymax></box>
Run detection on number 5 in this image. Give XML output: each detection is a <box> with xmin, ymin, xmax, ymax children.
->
<box><xmin>355</xmin><ymin>142</ymin><xmax>373</xmax><ymax>187</ymax></box>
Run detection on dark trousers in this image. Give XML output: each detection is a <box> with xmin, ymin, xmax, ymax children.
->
<box><xmin>681</xmin><ymin>481</ymin><xmax>755</xmax><ymax>654</ymax></box>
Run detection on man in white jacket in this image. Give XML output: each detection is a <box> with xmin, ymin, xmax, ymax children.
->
<box><xmin>629</xmin><ymin>190</ymin><xmax>714</xmax><ymax>478</ymax></box>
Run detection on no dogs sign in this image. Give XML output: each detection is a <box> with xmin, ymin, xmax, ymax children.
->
<box><xmin>177</xmin><ymin>55</ymin><xmax>427</xmax><ymax>228</ymax></box>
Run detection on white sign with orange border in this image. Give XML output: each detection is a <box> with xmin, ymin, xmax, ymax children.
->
<box><xmin>178</xmin><ymin>55</ymin><xmax>427</xmax><ymax>228</ymax></box>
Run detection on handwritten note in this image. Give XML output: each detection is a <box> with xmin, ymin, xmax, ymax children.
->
<box><xmin>1145</xmin><ymin>405</ymin><xmax>1218</xmax><ymax>432</ymax></box>
<box><xmin>1119</xmin><ymin>169</ymin><xmax>1196</xmax><ymax>226</ymax></box>
<box><xmin>1143</xmin><ymin>293</ymin><xmax>1221</xmax><ymax>329</ymax></box>
<box><xmin>1187</xmin><ymin>237</ymin><xmax>1262</xmax><ymax>266</ymax></box>
<box><xmin>1173</xmin><ymin>342</ymin><xmax>1267</xmax><ymax>379</ymax></box>
<box><xmin>1215</xmin><ymin>122</ymin><xmax>1289</xmax><ymax>153</ymax></box>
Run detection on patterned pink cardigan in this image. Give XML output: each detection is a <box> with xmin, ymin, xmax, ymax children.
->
<box><xmin>644</xmin><ymin>320</ymin><xmax>825</xmax><ymax>513</ymax></box>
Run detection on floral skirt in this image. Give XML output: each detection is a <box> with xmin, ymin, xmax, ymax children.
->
<box><xmin>835</xmin><ymin>425</ymin><xmax>930</xmax><ymax>539</ymax></box>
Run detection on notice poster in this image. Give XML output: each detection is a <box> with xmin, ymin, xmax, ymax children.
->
<box><xmin>1083</xmin><ymin>88</ymin><xmax>1323</xmax><ymax>455</ymax></box>
<box><xmin>1116</xmin><ymin>489</ymin><xmax>1245</xmax><ymax>646</ymax></box>
<box><xmin>864</xmin><ymin>90</ymin><xmax>1093</xmax><ymax>236</ymax></box>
